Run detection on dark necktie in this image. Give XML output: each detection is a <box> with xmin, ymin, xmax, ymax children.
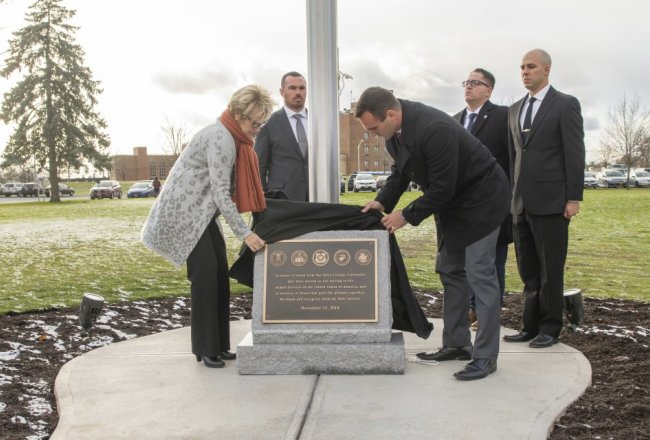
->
<box><xmin>522</xmin><ymin>97</ymin><xmax>536</xmax><ymax>142</ymax></box>
<box><xmin>466</xmin><ymin>113</ymin><xmax>477</xmax><ymax>132</ymax></box>
<box><xmin>293</xmin><ymin>114</ymin><xmax>308</xmax><ymax>158</ymax></box>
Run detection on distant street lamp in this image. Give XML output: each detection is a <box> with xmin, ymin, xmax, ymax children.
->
<box><xmin>338</xmin><ymin>70</ymin><xmax>353</xmax><ymax>99</ymax></box>
<box><xmin>356</xmin><ymin>139</ymin><xmax>365</xmax><ymax>172</ymax></box>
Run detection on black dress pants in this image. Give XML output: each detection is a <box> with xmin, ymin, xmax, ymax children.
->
<box><xmin>186</xmin><ymin>220</ymin><xmax>231</xmax><ymax>357</ymax></box>
<box><xmin>513</xmin><ymin>212</ymin><xmax>569</xmax><ymax>338</ymax></box>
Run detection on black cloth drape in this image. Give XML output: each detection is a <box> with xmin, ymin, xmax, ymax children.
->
<box><xmin>229</xmin><ymin>198</ymin><xmax>433</xmax><ymax>339</ymax></box>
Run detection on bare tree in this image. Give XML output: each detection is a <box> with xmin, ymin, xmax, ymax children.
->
<box><xmin>637</xmin><ymin>135</ymin><xmax>650</xmax><ymax>167</ymax></box>
<box><xmin>603</xmin><ymin>94</ymin><xmax>650</xmax><ymax>186</ymax></box>
<box><xmin>597</xmin><ymin>141</ymin><xmax>617</xmax><ymax>168</ymax></box>
<box><xmin>161</xmin><ymin>117</ymin><xmax>189</xmax><ymax>158</ymax></box>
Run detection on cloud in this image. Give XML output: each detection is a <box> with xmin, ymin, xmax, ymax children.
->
<box><xmin>153</xmin><ymin>69</ymin><xmax>239</xmax><ymax>94</ymax></box>
<box><xmin>583</xmin><ymin>116</ymin><xmax>601</xmax><ymax>131</ymax></box>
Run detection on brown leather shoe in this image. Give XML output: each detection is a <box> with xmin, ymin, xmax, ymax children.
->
<box><xmin>468</xmin><ymin>308</ymin><xmax>477</xmax><ymax>323</ymax></box>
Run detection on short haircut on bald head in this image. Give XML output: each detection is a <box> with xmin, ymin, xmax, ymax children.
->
<box><xmin>529</xmin><ymin>48</ymin><xmax>552</xmax><ymax>66</ymax></box>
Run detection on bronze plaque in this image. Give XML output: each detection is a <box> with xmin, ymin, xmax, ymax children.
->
<box><xmin>262</xmin><ymin>238</ymin><xmax>378</xmax><ymax>323</ymax></box>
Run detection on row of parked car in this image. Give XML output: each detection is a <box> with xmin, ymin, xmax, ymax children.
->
<box><xmin>342</xmin><ymin>168</ymin><xmax>650</xmax><ymax>194</ymax></box>
<box><xmin>584</xmin><ymin>168</ymin><xmax>650</xmax><ymax>188</ymax></box>
<box><xmin>1</xmin><ymin>182</ymin><xmax>75</xmax><ymax>197</ymax></box>
<box><xmin>90</xmin><ymin>180</ymin><xmax>159</xmax><ymax>199</ymax></box>
<box><xmin>1</xmin><ymin>180</ymin><xmax>161</xmax><ymax>199</ymax></box>
<box><xmin>342</xmin><ymin>173</ymin><xmax>419</xmax><ymax>193</ymax></box>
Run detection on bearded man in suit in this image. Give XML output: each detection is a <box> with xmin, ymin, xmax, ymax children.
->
<box><xmin>356</xmin><ymin>86</ymin><xmax>509</xmax><ymax>381</ymax></box>
<box><xmin>503</xmin><ymin>49</ymin><xmax>585</xmax><ymax>348</ymax></box>
<box><xmin>453</xmin><ymin>68</ymin><xmax>511</xmax><ymax>326</ymax></box>
<box><xmin>255</xmin><ymin>71</ymin><xmax>309</xmax><ymax>201</ymax></box>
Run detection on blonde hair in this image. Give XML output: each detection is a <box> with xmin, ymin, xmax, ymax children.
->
<box><xmin>228</xmin><ymin>85</ymin><xmax>274</xmax><ymax>121</ymax></box>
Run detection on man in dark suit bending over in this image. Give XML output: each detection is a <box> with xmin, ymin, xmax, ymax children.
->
<box><xmin>453</xmin><ymin>68</ymin><xmax>512</xmax><ymax>326</ymax></box>
<box><xmin>254</xmin><ymin>71</ymin><xmax>309</xmax><ymax>202</ymax></box>
<box><xmin>503</xmin><ymin>49</ymin><xmax>585</xmax><ymax>348</ymax></box>
<box><xmin>356</xmin><ymin>87</ymin><xmax>509</xmax><ymax>381</ymax></box>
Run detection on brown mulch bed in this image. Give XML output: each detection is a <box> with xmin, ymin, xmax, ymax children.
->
<box><xmin>0</xmin><ymin>292</ymin><xmax>648</xmax><ymax>439</ymax></box>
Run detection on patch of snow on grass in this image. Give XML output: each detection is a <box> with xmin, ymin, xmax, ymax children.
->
<box><xmin>25</xmin><ymin>396</ymin><xmax>52</xmax><ymax>417</ymax></box>
<box><xmin>12</xmin><ymin>415</ymin><xmax>27</xmax><ymax>424</ymax></box>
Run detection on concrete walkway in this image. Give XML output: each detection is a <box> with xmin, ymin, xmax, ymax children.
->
<box><xmin>52</xmin><ymin>319</ymin><xmax>591</xmax><ymax>440</ymax></box>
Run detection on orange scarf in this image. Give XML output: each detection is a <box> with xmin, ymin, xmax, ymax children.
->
<box><xmin>219</xmin><ymin>110</ymin><xmax>267</xmax><ymax>213</ymax></box>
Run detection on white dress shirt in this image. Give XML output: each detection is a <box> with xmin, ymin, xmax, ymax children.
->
<box><xmin>519</xmin><ymin>83</ymin><xmax>551</xmax><ymax>128</ymax></box>
<box><xmin>464</xmin><ymin>103</ymin><xmax>483</xmax><ymax>130</ymax></box>
<box><xmin>284</xmin><ymin>106</ymin><xmax>308</xmax><ymax>141</ymax></box>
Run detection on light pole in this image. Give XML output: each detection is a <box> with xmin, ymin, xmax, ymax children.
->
<box><xmin>356</xmin><ymin>139</ymin><xmax>365</xmax><ymax>172</ymax></box>
<box><xmin>307</xmin><ymin>0</ymin><xmax>339</xmax><ymax>203</ymax></box>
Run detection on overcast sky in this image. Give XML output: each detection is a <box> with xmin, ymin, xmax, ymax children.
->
<box><xmin>1</xmin><ymin>0</ymin><xmax>649</xmax><ymax>165</ymax></box>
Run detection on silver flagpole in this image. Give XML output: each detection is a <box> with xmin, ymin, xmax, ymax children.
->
<box><xmin>306</xmin><ymin>0</ymin><xmax>339</xmax><ymax>203</ymax></box>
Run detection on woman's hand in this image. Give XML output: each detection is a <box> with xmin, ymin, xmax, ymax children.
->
<box><xmin>244</xmin><ymin>232</ymin><xmax>266</xmax><ymax>253</ymax></box>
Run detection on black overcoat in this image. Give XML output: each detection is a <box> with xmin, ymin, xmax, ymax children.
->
<box><xmin>453</xmin><ymin>100</ymin><xmax>513</xmax><ymax>245</ymax></box>
<box><xmin>376</xmin><ymin>100</ymin><xmax>510</xmax><ymax>252</ymax></box>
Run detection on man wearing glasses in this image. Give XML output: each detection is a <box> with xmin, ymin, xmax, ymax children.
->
<box><xmin>453</xmin><ymin>69</ymin><xmax>511</xmax><ymax>330</ymax></box>
<box><xmin>356</xmin><ymin>86</ymin><xmax>509</xmax><ymax>380</ymax></box>
<box><xmin>255</xmin><ymin>71</ymin><xmax>310</xmax><ymax>201</ymax></box>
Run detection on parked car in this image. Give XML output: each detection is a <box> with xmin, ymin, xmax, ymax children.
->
<box><xmin>584</xmin><ymin>172</ymin><xmax>598</xmax><ymax>188</ymax></box>
<box><xmin>408</xmin><ymin>181</ymin><xmax>420</xmax><ymax>191</ymax></box>
<box><xmin>630</xmin><ymin>170</ymin><xmax>650</xmax><ymax>188</ymax></box>
<box><xmin>127</xmin><ymin>181</ymin><xmax>156</xmax><ymax>198</ymax></box>
<box><xmin>3</xmin><ymin>182</ymin><xmax>23</xmax><ymax>197</ymax></box>
<box><xmin>90</xmin><ymin>180</ymin><xmax>122</xmax><ymax>199</ymax></box>
<box><xmin>597</xmin><ymin>170</ymin><xmax>626</xmax><ymax>188</ymax></box>
<box><xmin>45</xmin><ymin>183</ymin><xmax>75</xmax><ymax>197</ymax></box>
<box><xmin>19</xmin><ymin>182</ymin><xmax>44</xmax><ymax>197</ymax></box>
<box><xmin>376</xmin><ymin>175</ymin><xmax>388</xmax><ymax>190</ymax></box>
<box><xmin>347</xmin><ymin>173</ymin><xmax>359</xmax><ymax>192</ymax></box>
<box><xmin>353</xmin><ymin>173</ymin><xmax>377</xmax><ymax>192</ymax></box>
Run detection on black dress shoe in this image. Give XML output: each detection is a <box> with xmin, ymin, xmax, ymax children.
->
<box><xmin>220</xmin><ymin>350</ymin><xmax>236</xmax><ymax>360</ymax></box>
<box><xmin>416</xmin><ymin>347</ymin><xmax>471</xmax><ymax>361</ymax></box>
<box><xmin>454</xmin><ymin>358</ymin><xmax>497</xmax><ymax>381</ymax></box>
<box><xmin>503</xmin><ymin>331</ymin><xmax>534</xmax><ymax>342</ymax></box>
<box><xmin>195</xmin><ymin>355</ymin><xmax>225</xmax><ymax>368</ymax></box>
<box><xmin>529</xmin><ymin>334</ymin><xmax>559</xmax><ymax>348</ymax></box>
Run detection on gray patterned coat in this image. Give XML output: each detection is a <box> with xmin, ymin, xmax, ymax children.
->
<box><xmin>141</xmin><ymin>120</ymin><xmax>252</xmax><ymax>267</ymax></box>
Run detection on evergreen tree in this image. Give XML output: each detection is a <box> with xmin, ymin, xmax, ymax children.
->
<box><xmin>1</xmin><ymin>0</ymin><xmax>110</xmax><ymax>201</ymax></box>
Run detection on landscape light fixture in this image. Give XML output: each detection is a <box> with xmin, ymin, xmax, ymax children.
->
<box><xmin>563</xmin><ymin>289</ymin><xmax>584</xmax><ymax>331</ymax></box>
<box><xmin>79</xmin><ymin>293</ymin><xmax>105</xmax><ymax>329</ymax></box>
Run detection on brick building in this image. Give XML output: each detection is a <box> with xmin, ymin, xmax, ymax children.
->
<box><xmin>111</xmin><ymin>147</ymin><xmax>178</xmax><ymax>181</ymax></box>
<box><xmin>339</xmin><ymin>103</ymin><xmax>392</xmax><ymax>176</ymax></box>
<box><xmin>111</xmin><ymin>105</ymin><xmax>391</xmax><ymax>182</ymax></box>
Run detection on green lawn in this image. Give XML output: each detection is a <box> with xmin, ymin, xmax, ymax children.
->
<box><xmin>0</xmin><ymin>188</ymin><xmax>648</xmax><ymax>314</ymax></box>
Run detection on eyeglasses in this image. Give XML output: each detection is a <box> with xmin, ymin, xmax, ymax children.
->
<box><xmin>246</xmin><ymin>116</ymin><xmax>265</xmax><ymax>129</ymax></box>
<box><xmin>462</xmin><ymin>79</ymin><xmax>491</xmax><ymax>88</ymax></box>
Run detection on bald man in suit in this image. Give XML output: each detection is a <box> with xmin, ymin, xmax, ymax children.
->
<box><xmin>255</xmin><ymin>71</ymin><xmax>309</xmax><ymax>201</ymax></box>
<box><xmin>504</xmin><ymin>49</ymin><xmax>585</xmax><ymax>348</ymax></box>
